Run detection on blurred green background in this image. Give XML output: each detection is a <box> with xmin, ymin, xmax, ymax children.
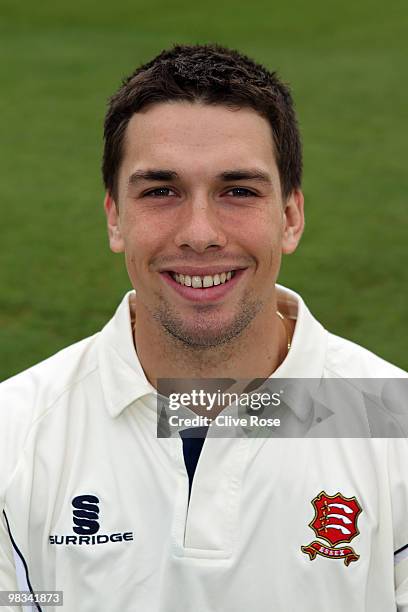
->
<box><xmin>1</xmin><ymin>0</ymin><xmax>407</xmax><ymax>379</ymax></box>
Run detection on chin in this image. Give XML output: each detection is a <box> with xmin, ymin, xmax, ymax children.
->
<box><xmin>161</xmin><ymin>316</ymin><xmax>253</xmax><ymax>349</ymax></box>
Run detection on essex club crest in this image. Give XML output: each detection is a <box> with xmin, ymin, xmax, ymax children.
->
<box><xmin>301</xmin><ymin>491</ymin><xmax>362</xmax><ymax>566</ymax></box>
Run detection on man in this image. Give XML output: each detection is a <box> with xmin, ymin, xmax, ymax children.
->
<box><xmin>1</xmin><ymin>44</ymin><xmax>407</xmax><ymax>611</ymax></box>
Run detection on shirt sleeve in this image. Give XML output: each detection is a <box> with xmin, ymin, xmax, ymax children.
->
<box><xmin>0</xmin><ymin>376</ymin><xmax>34</xmax><ymax>604</ymax></box>
<box><xmin>388</xmin><ymin>438</ymin><xmax>408</xmax><ymax>611</ymax></box>
<box><xmin>396</xmin><ymin>556</ymin><xmax>408</xmax><ymax>611</ymax></box>
<box><xmin>0</xmin><ymin>508</ymin><xmax>18</xmax><ymax>590</ymax></box>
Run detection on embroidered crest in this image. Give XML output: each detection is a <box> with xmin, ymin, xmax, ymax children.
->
<box><xmin>301</xmin><ymin>491</ymin><xmax>362</xmax><ymax>566</ymax></box>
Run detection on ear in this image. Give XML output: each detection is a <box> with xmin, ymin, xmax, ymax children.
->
<box><xmin>281</xmin><ymin>189</ymin><xmax>305</xmax><ymax>255</ymax></box>
<box><xmin>104</xmin><ymin>192</ymin><xmax>125</xmax><ymax>253</ymax></box>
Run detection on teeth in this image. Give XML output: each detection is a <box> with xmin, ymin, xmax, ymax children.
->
<box><xmin>172</xmin><ymin>270</ymin><xmax>236</xmax><ymax>288</ymax></box>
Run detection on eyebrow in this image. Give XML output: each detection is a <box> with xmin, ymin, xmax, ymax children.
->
<box><xmin>216</xmin><ymin>169</ymin><xmax>272</xmax><ymax>184</ymax></box>
<box><xmin>128</xmin><ymin>168</ymin><xmax>273</xmax><ymax>186</ymax></box>
<box><xmin>128</xmin><ymin>169</ymin><xmax>179</xmax><ymax>185</ymax></box>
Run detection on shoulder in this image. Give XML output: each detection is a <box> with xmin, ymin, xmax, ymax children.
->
<box><xmin>0</xmin><ymin>333</ymin><xmax>100</xmax><ymax>413</ymax></box>
<box><xmin>324</xmin><ymin>332</ymin><xmax>407</xmax><ymax>378</ymax></box>
<box><xmin>0</xmin><ymin>334</ymin><xmax>100</xmax><ymax>495</ymax></box>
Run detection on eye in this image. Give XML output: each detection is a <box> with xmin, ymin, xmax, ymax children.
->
<box><xmin>224</xmin><ymin>187</ymin><xmax>257</xmax><ymax>197</ymax></box>
<box><xmin>143</xmin><ymin>187</ymin><xmax>177</xmax><ymax>197</ymax></box>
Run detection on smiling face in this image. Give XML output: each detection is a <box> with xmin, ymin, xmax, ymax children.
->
<box><xmin>105</xmin><ymin>101</ymin><xmax>304</xmax><ymax>348</ymax></box>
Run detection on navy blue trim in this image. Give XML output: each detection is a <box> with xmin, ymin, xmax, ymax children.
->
<box><xmin>395</xmin><ymin>542</ymin><xmax>408</xmax><ymax>555</ymax></box>
<box><xmin>3</xmin><ymin>510</ymin><xmax>42</xmax><ymax>612</ymax></box>
<box><xmin>179</xmin><ymin>426</ymin><xmax>209</xmax><ymax>499</ymax></box>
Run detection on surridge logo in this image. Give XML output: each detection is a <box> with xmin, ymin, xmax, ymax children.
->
<box><xmin>49</xmin><ymin>494</ymin><xmax>134</xmax><ymax>546</ymax></box>
<box><xmin>72</xmin><ymin>495</ymin><xmax>100</xmax><ymax>535</ymax></box>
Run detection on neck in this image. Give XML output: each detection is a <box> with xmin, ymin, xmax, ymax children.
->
<box><xmin>131</xmin><ymin>293</ymin><xmax>292</xmax><ymax>389</ymax></box>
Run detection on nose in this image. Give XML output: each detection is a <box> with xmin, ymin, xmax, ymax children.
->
<box><xmin>174</xmin><ymin>195</ymin><xmax>227</xmax><ymax>253</ymax></box>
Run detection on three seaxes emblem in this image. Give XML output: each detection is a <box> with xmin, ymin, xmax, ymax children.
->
<box><xmin>301</xmin><ymin>491</ymin><xmax>362</xmax><ymax>566</ymax></box>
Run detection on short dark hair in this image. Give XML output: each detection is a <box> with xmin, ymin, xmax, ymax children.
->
<box><xmin>102</xmin><ymin>43</ymin><xmax>302</xmax><ymax>201</ymax></box>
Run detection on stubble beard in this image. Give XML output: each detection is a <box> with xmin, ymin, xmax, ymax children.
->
<box><xmin>152</xmin><ymin>292</ymin><xmax>264</xmax><ymax>350</ymax></box>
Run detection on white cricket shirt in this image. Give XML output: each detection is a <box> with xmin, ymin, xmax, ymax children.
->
<box><xmin>1</xmin><ymin>285</ymin><xmax>408</xmax><ymax>611</ymax></box>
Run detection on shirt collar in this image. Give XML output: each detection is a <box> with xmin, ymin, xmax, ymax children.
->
<box><xmin>272</xmin><ymin>284</ymin><xmax>328</xmax><ymax>380</ymax></box>
<box><xmin>97</xmin><ymin>291</ymin><xmax>155</xmax><ymax>418</ymax></box>
<box><xmin>97</xmin><ymin>286</ymin><xmax>328</xmax><ymax>419</ymax></box>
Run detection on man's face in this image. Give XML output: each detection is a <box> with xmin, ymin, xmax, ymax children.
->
<box><xmin>105</xmin><ymin>102</ymin><xmax>304</xmax><ymax>347</ymax></box>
